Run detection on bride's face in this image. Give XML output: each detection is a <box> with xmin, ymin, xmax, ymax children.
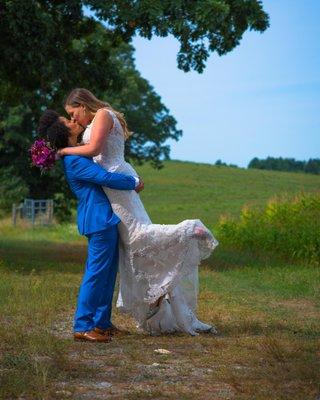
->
<box><xmin>65</xmin><ymin>104</ymin><xmax>91</xmax><ymax>127</ymax></box>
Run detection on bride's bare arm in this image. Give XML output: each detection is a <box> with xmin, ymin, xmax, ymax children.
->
<box><xmin>59</xmin><ymin>110</ymin><xmax>113</xmax><ymax>157</ymax></box>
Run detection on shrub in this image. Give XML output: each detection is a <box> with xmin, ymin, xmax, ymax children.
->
<box><xmin>0</xmin><ymin>167</ymin><xmax>28</xmax><ymax>212</ymax></box>
<box><xmin>217</xmin><ymin>192</ymin><xmax>320</xmax><ymax>265</ymax></box>
<box><xmin>0</xmin><ymin>167</ymin><xmax>74</xmax><ymax>223</ymax></box>
<box><xmin>53</xmin><ymin>192</ymin><xmax>74</xmax><ymax>224</ymax></box>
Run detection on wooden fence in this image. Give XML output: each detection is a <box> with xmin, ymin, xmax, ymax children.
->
<box><xmin>12</xmin><ymin>199</ymin><xmax>54</xmax><ymax>227</ymax></box>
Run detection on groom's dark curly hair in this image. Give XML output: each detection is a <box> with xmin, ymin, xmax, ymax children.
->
<box><xmin>38</xmin><ymin>110</ymin><xmax>70</xmax><ymax>149</ymax></box>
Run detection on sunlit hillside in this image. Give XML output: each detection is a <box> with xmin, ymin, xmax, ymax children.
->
<box><xmin>135</xmin><ymin>160</ymin><xmax>320</xmax><ymax>227</ymax></box>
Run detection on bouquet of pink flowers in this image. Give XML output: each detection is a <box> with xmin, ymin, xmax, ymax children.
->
<box><xmin>30</xmin><ymin>138</ymin><xmax>56</xmax><ymax>172</ymax></box>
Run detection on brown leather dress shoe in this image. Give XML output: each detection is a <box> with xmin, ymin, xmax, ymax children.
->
<box><xmin>74</xmin><ymin>330</ymin><xmax>112</xmax><ymax>342</ymax></box>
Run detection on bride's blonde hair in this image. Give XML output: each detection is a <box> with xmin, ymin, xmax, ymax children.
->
<box><xmin>64</xmin><ymin>88</ymin><xmax>131</xmax><ymax>140</ymax></box>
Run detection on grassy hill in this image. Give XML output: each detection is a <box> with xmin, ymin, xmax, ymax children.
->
<box><xmin>134</xmin><ymin>160</ymin><xmax>320</xmax><ymax>227</ymax></box>
<box><xmin>1</xmin><ymin>160</ymin><xmax>319</xmax><ymax>244</ymax></box>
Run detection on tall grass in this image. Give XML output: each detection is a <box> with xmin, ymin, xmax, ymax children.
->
<box><xmin>217</xmin><ymin>192</ymin><xmax>320</xmax><ymax>265</ymax></box>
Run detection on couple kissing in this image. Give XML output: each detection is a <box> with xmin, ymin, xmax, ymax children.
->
<box><xmin>36</xmin><ymin>88</ymin><xmax>218</xmax><ymax>342</ymax></box>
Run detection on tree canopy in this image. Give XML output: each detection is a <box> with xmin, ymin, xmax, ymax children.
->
<box><xmin>0</xmin><ymin>0</ymin><xmax>269</xmax><ymax>216</ymax></box>
<box><xmin>85</xmin><ymin>0</ymin><xmax>269</xmax><ymax>72</ymax></box>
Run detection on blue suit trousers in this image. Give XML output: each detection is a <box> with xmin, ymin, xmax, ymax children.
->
<box><xmin>74</xmin><ymin>226</ymin><xmax>119</xmax><ymax>332</ymax></box>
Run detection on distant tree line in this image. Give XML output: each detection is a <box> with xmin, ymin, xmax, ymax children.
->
<box><xmin>248</xmin><ymin>157</ymin><xmax>320</xmax><ymax>175</ymax></box>
<box><xmin>215</xmin><ymin>160</ymin><xmax>238</xmax><ymax>168</ymax></box>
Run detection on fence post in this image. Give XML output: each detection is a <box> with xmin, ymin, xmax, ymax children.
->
<box><xmin>48</xmin><ymin>199</ymin><xmax>54</xmax><ymax>224</ymax></box>
<box><xmin>12</xmin><ymin>203</ymin><xmax>16</xmax><ymax>226</ymax></box>
<box><xmin>31</xmin><ymin>199</ymin><xmax>35</xmax><ymax>228</ymax></box>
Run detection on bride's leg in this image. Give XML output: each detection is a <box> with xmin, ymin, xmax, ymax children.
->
<box><xmin>146</xmin><ymin>294</ymin><xmax>166</xmax><ymax>320</ymax></box>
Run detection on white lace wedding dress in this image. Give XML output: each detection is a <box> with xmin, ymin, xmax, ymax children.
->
<box><xmin>82</xmin><ymin>109</ymin><xmax>219</xmax><ymax>335</ymax></box>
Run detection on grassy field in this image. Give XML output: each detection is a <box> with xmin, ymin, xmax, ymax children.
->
<box><xmin>0</xmin><ymin>161</ymin><xmax>319</xmax><ymax>399</ymax></box>
<box><xmin>136</xmin><ymin>160</ymin><xmax>320</xmax><ymax>226</ymax></box>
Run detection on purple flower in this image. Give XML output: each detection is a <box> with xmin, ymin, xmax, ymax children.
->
<box><xmin>30</xmin><ymin>138</ymin><xmax>56</xmax><ymax>172</ymax></box>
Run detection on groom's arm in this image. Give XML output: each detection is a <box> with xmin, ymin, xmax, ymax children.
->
<box><xmin>66</xmin><ymin>156</ymin><xmax>137</xmax><ymax>190</ymax></box>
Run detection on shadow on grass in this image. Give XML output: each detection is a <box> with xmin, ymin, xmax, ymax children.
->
<box><xmin>1</xmin><ymin>237</ymin><xmax>308</xmax><ymax>275</ymax></box>
<box><xmin>0</xmin><ymin>239</ymin><xmax>86</xmax><ymax>274</ymax></box>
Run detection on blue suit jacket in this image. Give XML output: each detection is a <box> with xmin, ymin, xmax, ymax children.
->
<box><xmin>62</xmin><ymin>155</ymin><xmax>136</xmax><ymax>235</ymax></box>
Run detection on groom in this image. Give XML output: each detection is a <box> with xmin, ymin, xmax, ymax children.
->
<box><xmin>38</xmin><ymin>110</ymin><xmax>143</xmax><ymax>342</ymax></box>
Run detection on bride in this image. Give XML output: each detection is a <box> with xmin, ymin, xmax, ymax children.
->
<box><xmin>59</xmin><ymin>88</ymin><xmax>218</xmax><ymax>336</ymax></box>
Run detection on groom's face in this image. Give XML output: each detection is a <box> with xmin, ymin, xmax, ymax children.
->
<box><xmin>59</xmin><ymin>117</ymin><xmax>84</xmax><ymax>138</ymax></box>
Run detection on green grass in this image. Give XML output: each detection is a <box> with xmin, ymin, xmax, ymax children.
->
<box><xmin>3</xmin><ymin>160</ymin><xmax>320</xmax><ymax>234</ymax></box>
<box><xmin>135</xmin><ymin>160</ymin><xmax>320</xmax><ymax>226</ymax></box>
<box><xmin>0</xmin><ymin>218</ymin><xmax>82</xmax><ymax>243</ymax></box>
<box><xmin>1</xmin><ymin>225</ymin><xmax>319</xmax><ymax>399</ymax></box>
<box><xmin>0</xmin><ymin>161</ymin><xmax>320</xmax><ymax>399</ymax></box>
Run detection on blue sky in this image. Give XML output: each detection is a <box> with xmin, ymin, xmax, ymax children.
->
<box><xmin>131</xmin><ymin>0</ymin><xmax>320</xmax><ymax>167</ymax></box>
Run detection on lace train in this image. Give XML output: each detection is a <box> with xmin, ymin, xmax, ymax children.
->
<box><xmin>103</xmin><ymin>184</ymin><xmax>218</xmax><ymax>334</ymax></box>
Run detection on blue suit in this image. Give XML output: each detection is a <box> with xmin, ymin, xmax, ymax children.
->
<box><xmin>62</xmin><ymin>155</ymin><xmax>136</xmax><ymax>332</ymax></box>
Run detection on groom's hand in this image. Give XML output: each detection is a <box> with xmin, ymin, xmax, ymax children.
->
<box><xmin>135</xmin><ymin>176</ymin><xmax>144</xmax><ymax>193</ymax></box>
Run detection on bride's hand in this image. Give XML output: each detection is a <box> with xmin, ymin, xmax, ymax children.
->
<box><xmin>135</xmin><ymin>177</ymin><xmax>145</xmax><ymax>193</ymax></box>
<box><xmin>57</xmin><ymin>148</ymin><xmax>67</xmax><ymax>157</ymax></box>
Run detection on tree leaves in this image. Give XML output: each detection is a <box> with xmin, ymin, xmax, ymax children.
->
<box><xmin>84</xmin><ymin>0</ymin><xmax>269</xmax><ymax>72</ymax></box>
<box><xmin>0</xmin><ymin>0</ymin><xmax>269</xmax><ymax>210</ymax></box>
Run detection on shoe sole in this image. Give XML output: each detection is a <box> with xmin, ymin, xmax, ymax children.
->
<box><xmin>74</xmin><ymin>337</ymin><xmax>111</xmax><ymax>343</ymax></box>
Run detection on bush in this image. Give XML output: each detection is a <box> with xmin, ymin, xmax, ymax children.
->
<box><xmin>0</xmin><ymin>167</ymin><xmax>28</xmax><ymax>211</ymax></box>
<box><xmin>53</xmin><ymin>192</ymin><xmax>74</xmax><ymax>224</ymax></box>
<box><xmin>217</xmin><ymin>192</ymin><xmax>320</xmax><ymax>265</ymax></box>
<box><xmin>0</xmin><ymin>167</ymin><xmax>74</xmax><ymax>223</ymax></box>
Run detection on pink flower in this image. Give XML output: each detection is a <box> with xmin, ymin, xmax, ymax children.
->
<box><xmin>30</xmin><ymin>139</ymin><xmax>56</xmax><ymax>172</ymax></box>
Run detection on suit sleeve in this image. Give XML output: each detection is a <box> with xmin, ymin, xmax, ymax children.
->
<box><xmin>68</xmin><ymin>156</ymin><xmax>136</xmax><ymax>190</ymax></box>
